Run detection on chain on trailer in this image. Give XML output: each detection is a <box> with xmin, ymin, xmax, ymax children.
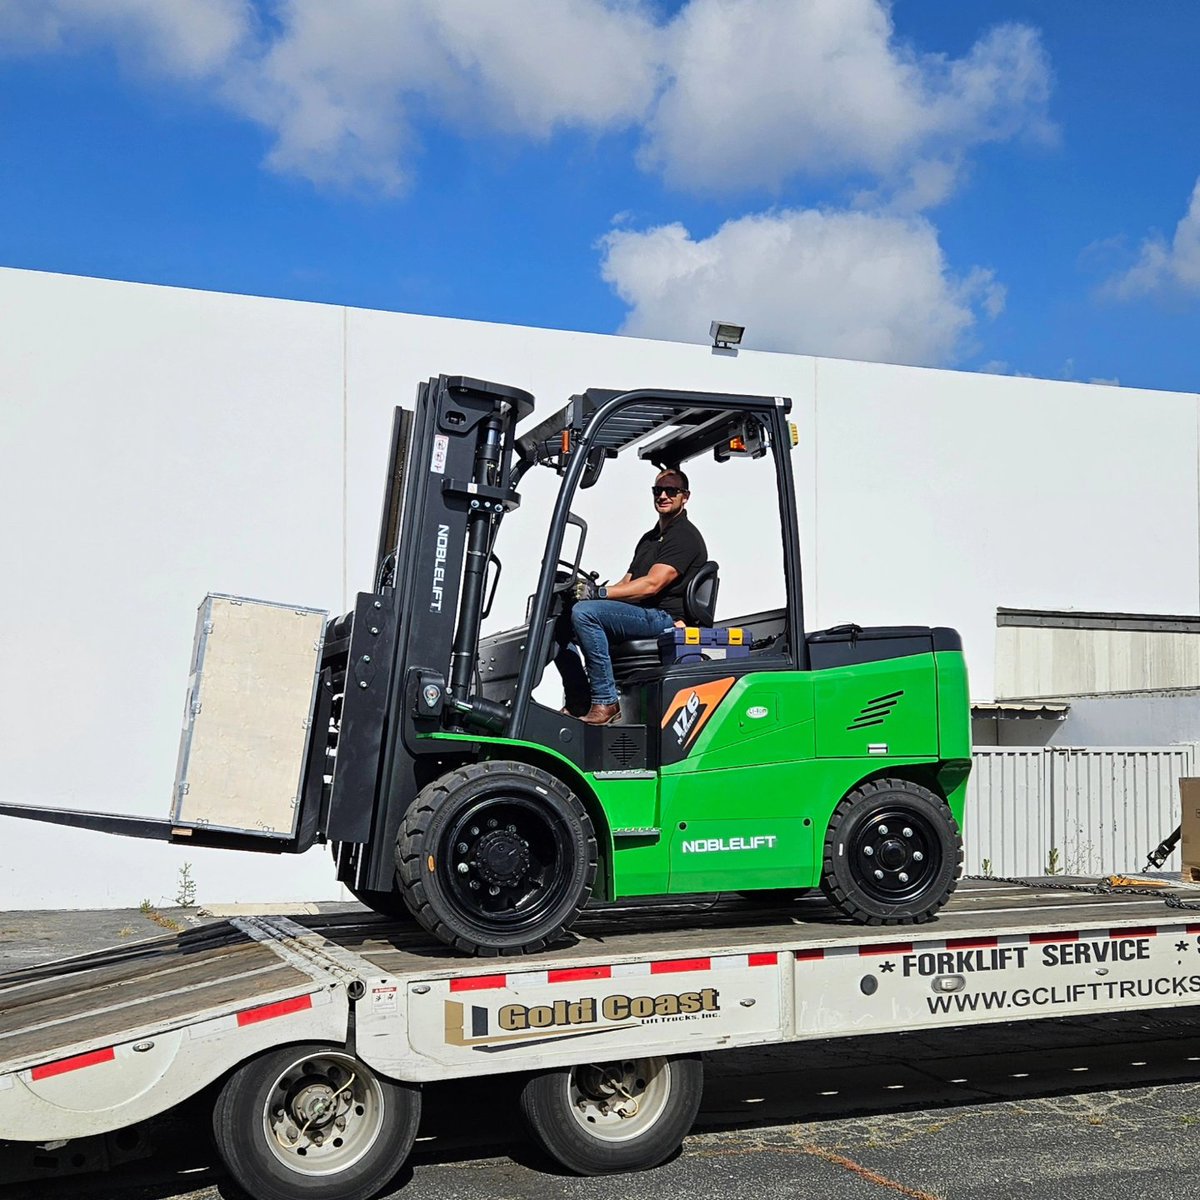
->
<box><xmin>967</xmin><ymin>873</ymin><xmax>1200</xmax><ymax>911</ymax></box>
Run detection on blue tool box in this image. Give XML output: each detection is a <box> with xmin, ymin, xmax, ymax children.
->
<box><xmin>658</xmin><ymin>625</ymin><xmax>749</xmax><ymax>665</ymax></box>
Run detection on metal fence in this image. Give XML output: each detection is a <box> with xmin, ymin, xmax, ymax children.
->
<box><xmin>964</xmin><ymin>745</ymin><xmax>1197</xmax><ymax>876</ymax></box>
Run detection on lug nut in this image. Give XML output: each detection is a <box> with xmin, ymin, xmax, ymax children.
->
<box><xmin>489</xmin><ymin>885</ymin><xmax>500</xmax><ymax>896</ymax></box>
<box><xmin>877</xmin><ymin>824</ymin><xmax>888</xmax><ymax>835</ymax></box>
<box><xmin>863</xmin><ymin>845</ymin><xmax>874</xmax><ymax>856</ymax></box>
<box><xmin>874</xmin><ymin>869</ymin><xmax>884</xmax><ymax>880</ymax></box>
<box><xmin>899</xmin><ymin>872</ymin><xmax>910</xmax><ymax>883</ymax></box>
<box><xmin>457</xmin><ymin>842</ymin><xmax>468</xmax><ymax>853</ymax></box>
<box><xmin>487</xmin><ymin>818</ymin><xmax>498</xmax><ymax>828</ymax></box>
<box><xmin>902</xmin><ymin>827</ymin><xmax>913</xmax><ymax>838</ymax></box>
<box><xmin>913</xmin><ymin>851</ymin><xmax>925</xmax><ymax>862</ymax></box>
<box><xmin>456</xmin><ymin>862</ymin><xmax>470</xmax><ymax>875</ymax></box>
<box><xmin>469</xmin><ymin>880</ymin><xmax>480</xmax><ymax>890</ymax></box>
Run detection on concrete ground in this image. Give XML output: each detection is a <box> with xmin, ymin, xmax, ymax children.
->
<box><xmin>3</xmin><ymin>907</ymin><xmax>1200</xmax><ymax>1199</ymax></box>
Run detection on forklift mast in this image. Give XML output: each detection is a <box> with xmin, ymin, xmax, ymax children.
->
<box><xmin>323</xmin><ymin>376</ymin><xmax>533</xmax><ymax>897</ymax></box>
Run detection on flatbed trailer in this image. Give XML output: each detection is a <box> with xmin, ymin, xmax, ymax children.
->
<box><xmin>3</xmin><ymin>878</ymin><xmax>1200</xmax><ymax>1199</ymax></box>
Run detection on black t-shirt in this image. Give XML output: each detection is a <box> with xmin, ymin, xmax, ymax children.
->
<box><xmin>627</xmin><ymin>512</ymin><xmax>707</xmax><ymax>620</ymax></box>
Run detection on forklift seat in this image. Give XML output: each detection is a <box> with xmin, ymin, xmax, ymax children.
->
<box><xmin>611</xmin><ymin>560</ymin><xmax>720</xmax><ymax>681</ymax></box>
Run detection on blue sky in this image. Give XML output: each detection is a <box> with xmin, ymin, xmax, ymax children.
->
<box><xmin>0</xmin><ymin>0</ymin><xmax>1196</xmax><ymax>392</ymax></box>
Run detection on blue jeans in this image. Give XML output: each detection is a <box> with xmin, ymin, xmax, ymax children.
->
<box><xmin>559</xmin><ymin>600</ymin><xmax>675</xmax><ymax>706</ymax></box>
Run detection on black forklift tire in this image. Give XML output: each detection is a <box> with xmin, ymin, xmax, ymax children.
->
<box><xmin>211</xmin><ymin>1043</ymin><xmax>421</xmax><ymax>1200</ymax></box>
<box><xmin>821</xmin><ymin>777</ymin><xmax>961</xmax><ymax>925</ymax></box>
<box><xmin>519</xmin><ymin>1054</ymin><xmax>703</xmax><ymax>1175</ymax></box>
<box><xmin>396</xmin><ymin>761</ymin><xmax>598</xmax><ymax>955</ymax></box>
<box><xmin>345</xmin><ymin>884</ymin><xmax>410</xmax><ymax>920</ymax></box>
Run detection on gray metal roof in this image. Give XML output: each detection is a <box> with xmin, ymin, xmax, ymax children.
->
<box><xmin>971</xmin><ymin>701</ymin><xmax>1070</xmax><ymax>720</ymax></box>
<box><xmin>997</xmin><ymin>607</ymin><xmax>1200</xmax><ymax>634</ymax></box>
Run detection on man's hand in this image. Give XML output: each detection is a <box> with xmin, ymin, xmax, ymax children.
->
<box><xmin>572</xmin><ymin>576</ymin><xmax>598</xmax><ymax>602</ymax></box>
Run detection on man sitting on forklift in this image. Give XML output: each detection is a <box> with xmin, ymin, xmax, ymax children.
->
<box><xmin>556</xmin><ymin>467</ymin><xmax>707</xmax><ymax>725</ymax></box>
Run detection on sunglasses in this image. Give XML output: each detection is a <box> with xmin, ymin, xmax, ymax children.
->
<box><xmin>651</xmin><ymin>485</ymin><xmax>685</xmax><ymax>498</ymax></box>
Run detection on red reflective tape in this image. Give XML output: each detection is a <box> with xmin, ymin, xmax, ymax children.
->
<box><xmin>1030</xmin><ymin>931</ymin><xmax>1078</xmax><ymax>943</ymax></box>
<box><xmin>1188</xmin><ymin>925</ymin><xmax>1200</xmax><ymax>935</ymax></box>
<box><xmin>946</xmin><ymin>936</ymin><xmax>998</xmax><ymax>949</ymax></box>
<box><xmin>650</xmin><ymin>957</ymin><xmax>711</xmax><ymax>974</ymax></box>
<box><xmin>1110</xmin><ymin>927</ymin><xmax>1157</xmax><ymax>939</ymax></box>
<box><xmin>449</xmin><ymin>975</ymin><xmax>507</xmax><ymax>992</ymax></box>
<box><xmin>237</xmin><ymin>994</ymin><xmax>313</xmax><ymax>1026</ymax></box>
<box><xmin>859</xmin><ymin>943</ymin><xmax>912</xmax><ymax>956</ymax></box>
<box><xmin>31</xmin><ymin>1046</ymin><xmax>115</xmax><ymax>1081</ymax></box>
<box><xmin>793</xmin><ymin>948</ymin><xmax>825</xmax><ymax>962</ymax></box>
<box><xmin>548</xmin><ymin>966</ymin><xmax>612</xmax><ymax>983</ymax></box>
<box><xmin>748</xmin><ymin>952</ymin><xmax>779</xmax><ymax>966</ymax></box>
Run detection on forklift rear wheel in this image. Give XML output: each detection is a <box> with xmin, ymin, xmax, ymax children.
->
<box><xmin>821</xmin><ymin>778</ymin><xmax>961</xmax><ymax>925</ymax></box>
<box><xmin>396</xmin><ymin>761</ymin><xmax>598</xmax><ymax>955</ymax></box>
<box><xmin>211</xmin><ymin>1043</ymin><xmax>420</xmax><ymax>1200</ymax></box>
<box><xmin>519</xmin><ymin>1054</ymin><xmax>703</xmax><ymax>1175</ymax></box>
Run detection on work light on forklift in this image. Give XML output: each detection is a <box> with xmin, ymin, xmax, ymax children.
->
<box><xmin>789</xmin><ymin>422</ymin><xmax>799</xmax><ymax>446</ymax></box>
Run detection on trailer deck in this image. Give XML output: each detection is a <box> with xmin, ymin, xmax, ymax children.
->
<box><xmin>4</xmin><ymin>876</ymin><xmax>1200</xmax><ymax>1192</ymax></box>
<box><xmin>5</xmin><ymin>879</ymin><xmax>1200</xmax><ymax>1073</ymax></box>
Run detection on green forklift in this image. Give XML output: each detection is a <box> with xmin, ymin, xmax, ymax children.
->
<box><xmin>1</xmin><ymin>376</ymin><xmax>971</xmax><ymax>955</ymax></box>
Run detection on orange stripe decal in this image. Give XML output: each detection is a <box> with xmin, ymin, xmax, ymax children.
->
<box><xmin>661</xmin><ymin>676</ymin><xmax>736</xmax><ymax>750</ymax></box>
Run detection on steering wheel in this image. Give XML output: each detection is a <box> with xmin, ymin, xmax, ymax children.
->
<box><xmin>552</xmin><ymin>559</ymin><xmax>595</xmax><ymax>596</ymax></box>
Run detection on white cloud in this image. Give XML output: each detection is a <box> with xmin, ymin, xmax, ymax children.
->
<box><xmin>427</xmin><ymin>0</ymin><xmax>663</xmax><ymax>137</ymax></box>
<box><xmin>0</xmin><ymin>0</ymin><xmax>1051</xmax><ymax>201</ymax></box>
<box><xmin>1103</xmin><ymin>177</ymin><xmax>1200</xmax><ymax>301</ymax></box>
<box><xmin>0</xmin><ymin>0</ymin><xmax>252</xmax><ymax>78</ymax></box>
<box><xmin>642</xmin><ymin>0</ymin><xmax>1053</xmax><ymax>197</ymax></box>
<box><xmin>218</xmin><ymin>0</ymin><xmax>664</xmax><ymax>193</ymax></box>
<box><xmin>599</xmin><ymin>207</ymin><xmax>1003</xmax><ymax>366</ymax></box>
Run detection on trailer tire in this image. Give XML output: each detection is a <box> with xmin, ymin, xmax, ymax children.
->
<box><xmin>519</xmin><ymin>1054</ymin><xmax>702</xmax><ymax>1175</ymax></box>
<box><xmin>211</xmin><ymin>1044</ymin><xmax>420</xmax><ymax>1200</ymax></box>
<box><xmin>396</xmin><ymin>761</ymin><xmax>597</xmax><ymax>955</ymax></box>
<box><xmin>821</xmin><ymin>778</ymin><xmax>961</xmax><ymax>925</ymax></box>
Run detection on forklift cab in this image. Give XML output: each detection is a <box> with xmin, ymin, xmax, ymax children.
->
<box><xmin>462</xmin><ymin>384</ymin><xmax>803</xmax><ymax>778</ymax></box>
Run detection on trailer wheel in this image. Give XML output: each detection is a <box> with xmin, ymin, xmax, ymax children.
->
<box><xmin>821</xmin><ymin>778</ymin><xmax>961</xmax><ymax>925</ymax></box>
<box><xmin>519</xmin><ymin>1055</ymin><xmax>703</xmax><ymax>1175</ymax></box>
<box><xmin>396</xmin><ymin>761</ymin><xmax>597</xmax><ymax>955</ymax></box>
<box><xmin>211</xmin><ymin>1044</ymin><xmax>420</xmax><ymax>1200</ymax></box>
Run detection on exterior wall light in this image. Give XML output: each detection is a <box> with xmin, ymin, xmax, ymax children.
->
<box><xmin>709</xmin><ymin>321</ymin><xmax>745</xmax><ymax>350</ymax></box>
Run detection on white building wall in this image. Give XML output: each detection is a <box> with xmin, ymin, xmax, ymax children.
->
<box><xmin>2</xmin><ymin>267</ymin><xmax>1197</xmax><ymax>908</ymax></box>
<box><xmin>996</xmin><ymin>625</ymin><xmax>1200</xmax><ymax>697</ymax></box>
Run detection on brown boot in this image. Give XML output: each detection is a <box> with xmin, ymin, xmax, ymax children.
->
<box><xmin>580</xmin><ymin>701</ymin><xmax>621</xmax><ymax>725</ymax></box>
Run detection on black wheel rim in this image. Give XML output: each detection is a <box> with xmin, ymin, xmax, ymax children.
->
<box><xmin>847</xmin><ymin>805</ymin><xmax>942</xmax><ymax>904</ymax></box>
<box><xmin>442</xmin><ymin>793</ymin><xmax>576</xmax><ymax>933</ymax></box>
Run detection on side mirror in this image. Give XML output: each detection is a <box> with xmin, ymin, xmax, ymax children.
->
<box><xmin>580</xmin><ymin>445</ymin><xmax>610</xmax><ymax>489</ymax></box>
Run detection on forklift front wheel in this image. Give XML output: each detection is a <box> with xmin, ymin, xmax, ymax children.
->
<box><xmin>211</xmin><ymin>1043</ymin><xmax>420</xmax><ymax>1200</ymax></box>
<box><xmin>821</xmin><ymin>777</ymin><xmax>962</xmax><ymax>925</ymax></box>
<box><xmin>519</xmin><ymin>1054</ymin><xmax>703</xmax><ymax>1175</ymax></box>
<box><xmin>396</xmin><ymin>761</ymin><xmax>598</xmax><ymax>955</ymax></box>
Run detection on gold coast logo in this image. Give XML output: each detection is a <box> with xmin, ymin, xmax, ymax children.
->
<box><xmin>444</xmin><ymin>988</ymin><xmax>721</xmax><ymax>1052</ymax></box>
